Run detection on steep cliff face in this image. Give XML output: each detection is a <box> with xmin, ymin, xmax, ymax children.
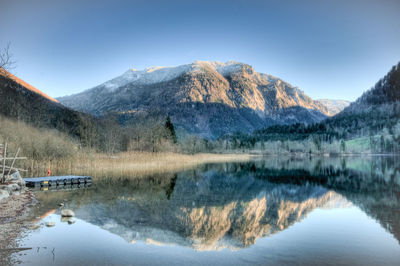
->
<box><xmin>58</xmin><ymin>61</ymin><xmax>331</xmax><ymax>138</ymax></box>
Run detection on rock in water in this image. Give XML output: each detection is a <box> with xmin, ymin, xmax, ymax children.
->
<box><xmin>29</xmin><ymin>225</ymin><xmax>41</xmax><ymax>230</ymax></box>
<box><xmin>61</xmin><ymin>209</ymin><xmax>75</xmax><ymax>217</ymax></box>
<box><xmin>61</xmin><ymin>217</ymin><xmax>70</xmax><ymax>223</ymax></box>
<box><xmin>45</xmin><ymin>222</ymin><xmax>55</xmax><ymax>227</ymax></box>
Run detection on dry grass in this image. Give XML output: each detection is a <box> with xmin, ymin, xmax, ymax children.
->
<box><xmin>0</xmin><ymin>115</ymin><xmax>78</xmax><ymax>160</ymax></box>
<box><xmin>25</xmin><ymin>151</ymin><xmax>257</xmax><ymax>179</ymax></box>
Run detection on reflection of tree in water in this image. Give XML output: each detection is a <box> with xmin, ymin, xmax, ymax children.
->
<box><xmin>165</xmin><ymin>174</ymin><xmax>177</xmax><ymax>200</ymax></box>
<box><xmin>32</xmin><ymin>156</ymin><xmax>400</xmax><ymax>249</ymax></box>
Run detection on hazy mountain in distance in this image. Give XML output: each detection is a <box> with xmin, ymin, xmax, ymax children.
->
<box><xmin>58</xmin><ymin>61</ymin><xmax>336</xmax><ymax>138</ymax></box>
<box><xmin>316</xmin><ymin>99</ymin><xmax>350</xmax><ymax>116</ymax></box>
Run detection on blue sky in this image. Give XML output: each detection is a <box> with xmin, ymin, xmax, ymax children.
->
<box><xmin>1</xmin><ymin>0</ymin><xmax>399</xmax><ymax>100</ymax></box>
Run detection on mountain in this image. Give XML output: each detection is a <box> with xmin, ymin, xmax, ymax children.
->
<box><xmin>0</xmin><ymin>69</ymin><xmax>97</xmax><ymax>144</ymax></box>
<box><xmin>58</xmin><ymin>61</ymin><xmax>333</xmax><ymax>138</ymax></box>
<box><xmin>316</xmin><ymin>99</ymin><xmax>350</xmax><ymax>116</ymax></box>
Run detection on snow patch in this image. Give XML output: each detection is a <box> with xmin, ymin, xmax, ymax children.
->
<box><xmin>197</xmin><ymin>61</ymin><xmax>246</xmax><ymax>76</ymax></box>
<box><xmin>101</xmin><ymin>64</ymin><xmax>195</xmax><ymax>91</ymax></box>
<box><xmin>100</xmin><ymin>61</ymin><xmax>250</xmax><ymax>92</ymax></box>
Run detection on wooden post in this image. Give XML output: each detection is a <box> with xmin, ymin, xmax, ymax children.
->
<box><xmin>0</xmin><ymin>144</ymin><xmax>2</xmax><ymax>183</ymax></box>
<box><xmin>2</xmin><ymin>143</ymin><xmax>7</xmax><ymax>183</ymax></box>
<box><xmin>7</xmin><ymin>147</ymin><xmax>20</xmax><ymax>176</ymax></box>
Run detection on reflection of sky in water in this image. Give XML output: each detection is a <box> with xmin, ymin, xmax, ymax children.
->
<box><xmin>12</xmin><ymin>158</ymin><xmax>400</xmax><ymax>265</ymax></box>
<box><xmin>16</xmin><ymin>206</ymin><xmax>400</xmax><ymax>266</ymax></box>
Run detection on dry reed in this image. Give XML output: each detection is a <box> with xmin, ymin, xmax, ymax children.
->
<box><xmin>24</xmin><ymin>151</ymin><xmax>257</xmax><ymax>179</ymax></box>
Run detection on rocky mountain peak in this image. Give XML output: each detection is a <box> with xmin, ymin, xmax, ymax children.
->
<box><xmin>57</xmin><ymin>61</ymin><xmax>345</xmax><ymax>138</ymax></box>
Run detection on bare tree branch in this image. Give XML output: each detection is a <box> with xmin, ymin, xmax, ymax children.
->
<box><xmin>0</xmin><ymin>43</ymin><xmax>16</xmax><ymax>74</ymax></box>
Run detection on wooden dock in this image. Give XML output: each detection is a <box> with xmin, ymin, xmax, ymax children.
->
<box><xmin>1</xmin><ymin>143</ymin><xmax>93</xmax><ymax>189</ymax></box>
<box><xmin>24</xmin><ymin>176</ymin><xmax>92</xmax><ymax>188</ymax></box>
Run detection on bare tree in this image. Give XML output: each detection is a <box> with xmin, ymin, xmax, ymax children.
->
<box><xmin>0</xmin><ymin>43</ymin><xmax>16</xmax><ymax>74</ymax></box>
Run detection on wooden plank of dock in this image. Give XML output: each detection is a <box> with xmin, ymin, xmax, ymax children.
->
<box><xmin>24</xmin><ymin>176</ymin><xmax>92</xmax><ymax>187</ymax></box>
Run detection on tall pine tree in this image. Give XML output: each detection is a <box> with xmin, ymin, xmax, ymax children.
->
<box><xmin>165</xmin><ymin>116</ymin><xmax>177</xmax><ymax>143</ymax></box>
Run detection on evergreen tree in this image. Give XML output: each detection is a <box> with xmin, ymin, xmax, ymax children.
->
<box><xmin>380</xmin><ymin>135</ymin><xmax>386</xmax><ymax>152</ymax></box>
<box><xmin>165</xmin><ymin>116</ymin><xmax>177</xmax><ymax>143</ymax></box>
<box><xmin>340</xmin><ymin>139</ymin><xmax>346</xmax><ymax>153</ymax></box>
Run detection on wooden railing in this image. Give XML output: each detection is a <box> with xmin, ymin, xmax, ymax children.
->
<box><xmin>0</xmin><ymin>143</ymin><xmax>27</xmax><ymax>183</ymax></box>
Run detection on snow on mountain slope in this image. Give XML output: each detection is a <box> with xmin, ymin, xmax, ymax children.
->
<box><xmin>103</xmin><ymin>63</ymin><xmax>196</xmax><ymax>91</ymax></box>
<box><xmin>100</xmin><ymin>61</ymin><xmax>250</xmax><ymax>92</ymax></box>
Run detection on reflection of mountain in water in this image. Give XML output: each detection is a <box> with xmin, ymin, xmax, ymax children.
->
<box><xmin>98</xmin><ymin>183</ymin><xmax>344</xmax><ymax>250</ymax></box>
<box><xmin>33</xmin><ymin>156</ymin><xmax>400</xmax><ymax>250</ymax></box>
<box><xmin>34</xmin><ymin>170</ymin><xmax>346</xmax><ymax>250</ymax></box>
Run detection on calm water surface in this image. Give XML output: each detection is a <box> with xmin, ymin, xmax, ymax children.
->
<box><xmin>10</xmin><ymin>156</ymin><xmax>400</xmax><ymax>265</ymax></box>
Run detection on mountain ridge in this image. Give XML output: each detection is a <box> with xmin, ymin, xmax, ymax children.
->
<box><xmin>0</xmin><ymin>68</ymin><xmax>59</xmax><ymax>103</ymax></box>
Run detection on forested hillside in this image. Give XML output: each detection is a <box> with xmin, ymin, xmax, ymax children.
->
<box><xmin>0</xmin><ymin>69</ymin><xmax>99</xmax><ymax>147</ymax></box>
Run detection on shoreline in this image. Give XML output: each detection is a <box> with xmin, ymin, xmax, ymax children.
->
<box><xmin>0</xmin><ymin>189</ymin><xmax>36</xmax><ymax>265</ymax></box>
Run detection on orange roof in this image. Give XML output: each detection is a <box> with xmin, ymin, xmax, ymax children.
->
<box><xmin>0</xmin><ymin>68</ymin><xmax>59</xmax><ymax>103</ymax></box>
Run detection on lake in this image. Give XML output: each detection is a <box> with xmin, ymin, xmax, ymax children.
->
<box><xmin>9</xmin><ymin>156</ymin><xmax>400</xmax><ymax>265</ymax></box>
